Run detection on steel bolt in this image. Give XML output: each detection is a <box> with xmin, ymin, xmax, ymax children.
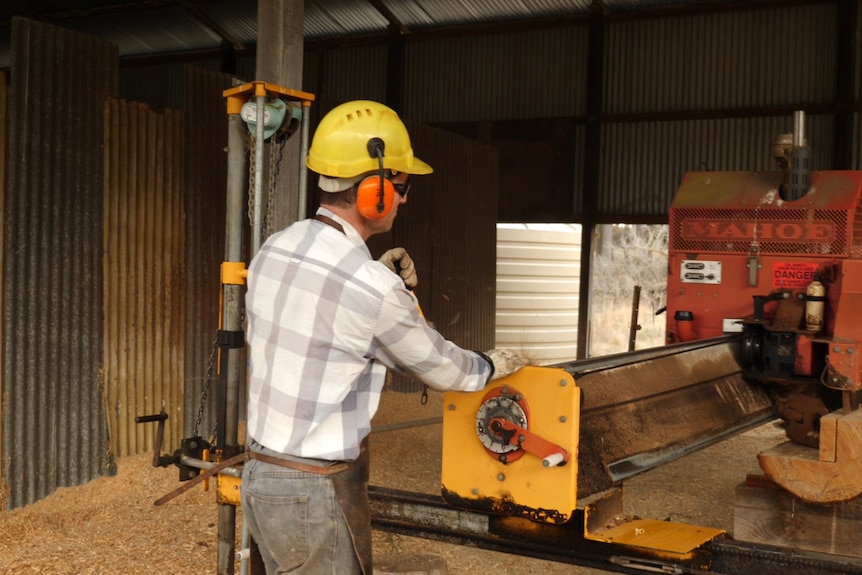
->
<box><xmin>559</xmin><ymin>415</ymin><xmax>567</xmax><ymax>423</ymax></box>
<box><xmin>560</xmin><ymin>379</ymin><xmax>567</xmax><ymax>386</ymax></box>
<box><xmin>471</xmin><ymin>488</ymin><xmax>479</xmax><ymax>495</ymax></box>
<box><xmin>497</xmin><ymin>473</ymin><xmax>505</xmax><ymax>481</ymax></box>
<box><xmin>448</xmin><ymin>404</ymin><xmax>456</xmax><ymax>410</ymax></box>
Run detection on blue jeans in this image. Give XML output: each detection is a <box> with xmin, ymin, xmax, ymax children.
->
<box><xmin>242</xmin><ymin>455</ymin><xmax>362</xmax><ymax>574</ymax></box>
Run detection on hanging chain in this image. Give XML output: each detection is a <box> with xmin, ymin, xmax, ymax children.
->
<box><xmin>248</xmin><ymin>131</ymin><xmax>285</xmax><ymax>239</ymax></box>
<box><xmin>193</xmin><ymin>334</ymin><xmax>220</xmax><ymax>439</ymax></box>
<box><xmin>247</xmin><ymin>132</ymin><xmax>256</xmax><ymax>226</ymax></box>
<box><xmin>264</xmin><ymin>132</ymin><xmax>287</xmax><ymax>238</ymax></box>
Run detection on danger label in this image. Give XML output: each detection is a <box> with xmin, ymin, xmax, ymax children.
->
<box><xmin>773</xmin><ymin>262</ymin><xmax>820</xmax><ymax>288</ymax></box>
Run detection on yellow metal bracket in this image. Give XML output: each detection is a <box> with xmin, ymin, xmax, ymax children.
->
<box><xmin>217</xmin><ymin>473</ymin><xmax>242</xmax><ymax>506</ymax></box>
<box><xmin>222</xmin><ymin>261</ymin><xmax>247</xmax><ymax>285</ymax></box>
<box><xmin>223</xmin><ymin>81</ymin><xmax>315</xmax><ymax>115</ymax></box>
<box><xmin>583</xmin><ymin>488</ymin><xmax>724</xmax><ymax>561</ymax></box>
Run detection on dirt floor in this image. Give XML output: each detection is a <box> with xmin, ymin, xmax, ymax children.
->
<box><xmin>0</xmin><ymin>388</ymin><xmax>787</xmax><ymax>575</ymax></box>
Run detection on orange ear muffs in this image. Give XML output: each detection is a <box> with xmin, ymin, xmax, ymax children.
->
<box><xmin>356</xmin><ymin>175</ymin><xmax>395</xmax><ymax>219</ymax></box>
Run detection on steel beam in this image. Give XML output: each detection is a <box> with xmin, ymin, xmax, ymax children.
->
<box><xmin>556</xmin><ymin>336</ymin><xmax>776</xmax><ymax>497</ymax></box>
<box><xmin>369</xmin><ymin>486</ymin><xmax>862</xmax><ymax>575</ymax></box>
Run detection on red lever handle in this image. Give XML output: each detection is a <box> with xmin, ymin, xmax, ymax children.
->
<box><xmin>490</xmin><ymin>417</ymin><xmax>569</xmax><ymax>467</ymax></box>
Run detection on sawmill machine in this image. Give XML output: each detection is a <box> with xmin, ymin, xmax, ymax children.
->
<box><xmin>440</xmin><ymin>111</ymin><xmax>862</xmax><ymax>564</ymax></box>
<box><xmin>663</xmin><ymin>110</ymin><xmax>862</xmax><ymax>505</ymax></box>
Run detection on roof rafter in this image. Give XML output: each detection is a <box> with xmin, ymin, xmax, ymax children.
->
<box><xmin>366</xmin><ymin>0</ymin><xmax>410</xmax><ymax>35</ymax></box>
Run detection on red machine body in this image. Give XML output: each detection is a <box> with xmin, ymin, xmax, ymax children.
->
<box><xmin>665</xmin><ymin>167</ymin><xmax>862</xmax><ymax>445</ymax></box>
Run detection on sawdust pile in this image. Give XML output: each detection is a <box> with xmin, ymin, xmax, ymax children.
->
<box><xmin>0</xmin><ymin>451</ymin><xmax>216</xmax><ymax>575</ymax></box>
<box><xmin>0</xmin><ymin>390</ymin><xmax>613</xmax><ymax>575</ymax></box>
<box><xmin>0</xmin><ymin>386</ymin><xmax>784</xmax><ymax>575</ymax></box>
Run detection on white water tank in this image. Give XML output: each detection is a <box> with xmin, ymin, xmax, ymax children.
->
<box><xmin>495</xmin><ymin>224</ymin><xmax>582</xmax><ymax>366</ymax></box>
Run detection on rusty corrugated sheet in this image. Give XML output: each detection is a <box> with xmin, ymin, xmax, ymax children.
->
<box><xmin>3</xmin><ymin>18</ymin><xmax>118</xmax><ymax>509</ymax></box>
<box><xmin>112</xmin><ymin>64</ymin><xmax>235</xmax><ymax>446</ymax></box>
<box><xmin>182</xmin><ymin>66</ymin><xmax>232</xmax><ymax>441</ymax></box>
<box><xmin>103</xmin><ymin>99</ymin><xmax>185</xmax><ymax>459</ymax></box>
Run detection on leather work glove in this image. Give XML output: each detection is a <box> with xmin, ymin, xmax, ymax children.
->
<box><xmin>483</xmin><ymin>349</ymin><xmax>527</xmax><ymax>381</ymax></box>
<box><xmin>379</xmin><ymin>247</ymin><xmax>418</xmax><ymax>288</ymax></box>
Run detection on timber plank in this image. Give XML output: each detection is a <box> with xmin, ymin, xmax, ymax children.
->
<box><xmin>733</xmin><ymin>477</ymin><xmax>862</xmax><ymax>557</ymax></box>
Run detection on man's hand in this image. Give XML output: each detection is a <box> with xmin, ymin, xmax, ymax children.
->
<box><xmin>483</xmin><ymin>349</ymin><xmax>527</xmax><ymax>380</ymax></box>
<box><xmin>379</xmin><ymin>247</ymin><xmax>418</xmax><ymax>288</ymax></box>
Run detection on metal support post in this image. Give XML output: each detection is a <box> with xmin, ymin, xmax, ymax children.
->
<box><xmin>216</xmin><ymin>110</ymin><xmax>249</xmax><ymax>575</ymax></box>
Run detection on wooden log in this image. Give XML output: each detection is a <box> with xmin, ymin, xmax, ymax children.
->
<box><xmin>758</xmin><ymin>409</ymin><xmax>862</xmax><ymax>503</ymax></box>
<box><xmin>733</xmin><ymin>475</ymin><xmax>862</xmax><ymax>557</ymax></box>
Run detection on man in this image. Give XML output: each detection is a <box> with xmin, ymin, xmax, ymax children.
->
<box><xmin>242</xmin><ymin>100</ymin><xmax>525</xmax><ymax>575</ymax></box>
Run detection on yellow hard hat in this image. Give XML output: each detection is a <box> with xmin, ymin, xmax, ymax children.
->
<box><xmin>306</xmin><ymin>100</ymin><xmax>433</xmax><ymax>178</ymax></box>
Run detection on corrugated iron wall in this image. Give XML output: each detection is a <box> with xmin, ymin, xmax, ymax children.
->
<box><xmin>604</xmin><ymin>5</ymin><xmax>836</xmax><ymax>113</ymax></box>
<box><xmin>3</xmin><ymin>18</ymin><xmax>118</xmax><ymax>509</ymax></box>
<box><xmin>405</xmin><ymin>122</ymin><xmax>497</xmax><ymax>352</ymax></box>
<box><xmin>302</xmin><ymin>1</ymin><xmax>857</xmax><ymax>220</ymax></box>
<box><xmin>597</xmin><ymin>3</ymin><xmax>841</xmax><ymax>219</ymax></box>
<box><xmin>856</xmin><ymin>113</ymin><xmax>862</xmax><ymax>169</ymax></box>
<box><xmin>111</xmin><ymin>62</ymin><xmax>236</xmax><ymax>447</ymax></box>
<box><xmin>855</xmin><ymin>2</ymin><xmax>862</xmax><ymax>170</ymax></box>
<box><xmin>182</xmin><ymin>66</ymin><xmax>233</xmax><ymax>441</ymax></box>
<box><xmin>106</xmin><ymin>63</ymin><xmax>234</xmax><ymax>452</ymax></box>
<box><xmin>402</xmin><ymin>27</ymin><xmax>589</xmax><ymax>123</ymax></box>
<box><xmin>119</xmin><ymin>64</ymin><xmax>189</xmax><ymax>112</ymax></box>
<box><xmin>0</xmin><ymin>72</ymin><xmax>6</xmax><ymax>493</ymax></box>
<box><xmin>856</xmin><ymin>0</ymin><xmax>862</xmax><ymax>102</ymax></box>
<box><xmin>308</xmin><ymin>44</ymin><xmax>388</xmax><ymax>105</ymax></box>
<box><xmin>598</xmin><ymin>114</ymin><xmax>835</xmax><ymax>219</ymax></box>
<box><xmin>103</xmin><ymin>100</ymin><xmax>185</xmax><ymax>458</ymax></box>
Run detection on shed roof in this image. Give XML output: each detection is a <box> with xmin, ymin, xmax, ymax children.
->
<box><xmin>0</xmin><ymin>0</ymin><xmax>755</xmax><ymax>67</ymax></box>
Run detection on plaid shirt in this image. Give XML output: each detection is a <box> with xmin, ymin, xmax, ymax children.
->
<box><xmin>245</xmin><ymin>207</ymin><xmax>492</xmax><ymax>461</ymax></box>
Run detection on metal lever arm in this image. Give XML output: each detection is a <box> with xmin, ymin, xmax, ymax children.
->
<box><xmin>135</xmin><ymin>409</ymin><xmax>174</xmax><ymax>468</ymax></box>
<box><xmin>490</xmin><ymin>417</ymin><xmax>569</xmax><ymax>467</ymax></box>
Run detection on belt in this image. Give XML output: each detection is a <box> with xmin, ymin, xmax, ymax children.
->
<box><xmin>246</xmin><ymin>450</ymin><xmax>350</xmax><ymax>475</ymax></box>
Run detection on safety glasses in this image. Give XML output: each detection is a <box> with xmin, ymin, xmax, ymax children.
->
<box><xmin>394</xmin><ymin>181</ymin><xmax>411</xmax><ymax>198</ymax></box>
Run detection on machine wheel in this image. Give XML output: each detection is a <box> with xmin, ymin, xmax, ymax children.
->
<box><xmin>741</xmin><ymin>326</ymin><xmax>764</xmax><ymax>370</ymax></box>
